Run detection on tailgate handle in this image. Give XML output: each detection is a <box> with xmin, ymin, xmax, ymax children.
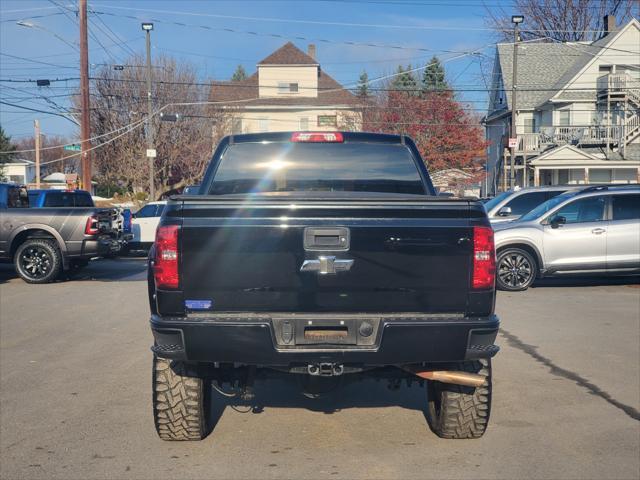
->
<box><xmin>304</xmin><ymin>227</ymin><xmax>350</xmax><ymax>251</ymax></box>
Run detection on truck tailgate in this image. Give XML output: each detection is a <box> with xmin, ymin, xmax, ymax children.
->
<box><xmin>177</xmin><ymin>198</ymin><xmax>474</xmax><ymax>313</ymax></box>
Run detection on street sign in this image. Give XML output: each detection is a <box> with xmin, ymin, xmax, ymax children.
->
<box><xmin>63</xmin><ymin>144</ymin><xmax>82</xmax><ymax>152</ymax></box>
<box><xmin>146</xmin><ymin>149</ymin><xmax>157</xmax><ymax>158</ymax></box>
<box><xmin>508</xmin><ymin>138</ymin><xmax>518</xmax><ymax>148</ymax></box>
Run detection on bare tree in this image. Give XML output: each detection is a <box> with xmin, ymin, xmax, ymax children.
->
<box><xmin>86</xmin><ymin>55</ymin><xmax>227</xmax><ymax>199</ymax></box>
<box><xmin>14</xmin><ymin>135</ymin><xmax>77</xmax><ymax>176</ymax></box>
<box><xmin>485</xmin><ymin>0</ymin><xmax>637</xmax><ymax>42</ymax></box>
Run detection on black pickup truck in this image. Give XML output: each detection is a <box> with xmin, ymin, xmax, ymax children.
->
<box><xmin>0</xmin><ymin>183</ymin><xmax>115</xmax><ymax>283</ymax></box>
<box><xmin>148</xmin><ymin>132</ymin><xmax>499</xmax><ymax>441</ymax></box>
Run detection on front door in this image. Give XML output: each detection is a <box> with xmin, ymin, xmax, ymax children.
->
<box><xmin>607</xmin><ymin>193</ymin><xmax>640</xmax><ymax>271</ymax></box>
<box><xmin>543</xmin><ymin>195</ymin><xmax>607</xmax><ymax>273</ymax></box>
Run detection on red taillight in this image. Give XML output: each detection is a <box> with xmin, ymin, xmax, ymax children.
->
<box><xmin>154</xmin><ymin>225</ymin><xmax>179</xmax><ymax>289</ymax></box>
<box><xmin>85</xmin><ymin>215</ymin><xmax>99</xmax><ymax>235</ymax></box>
<box><xmin>291</xmin><ymin>132</ymin><xmax>344</xmax><ymax>143</ymax></box>
<box><xmin>472</xmin><ymin>226</ymin><xmax>496</xmax><ymax>290</ymax></box>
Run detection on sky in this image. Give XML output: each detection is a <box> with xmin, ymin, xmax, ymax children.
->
<box><xmin>0</xmin><ymin>0</ymin><xmax>517</xmax><ymax>142</ymax></box>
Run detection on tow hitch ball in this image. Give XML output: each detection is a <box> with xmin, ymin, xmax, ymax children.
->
<box><xmin>308</xmin><ymin>363</ymin><xmax>344</xmax><ymax>376</ymax></box>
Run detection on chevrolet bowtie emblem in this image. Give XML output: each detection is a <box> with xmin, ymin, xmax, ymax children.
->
<box><xmin>300</xmin><ymin>256</ymin><xmax>354</xmax><ymax>275</ymax></box>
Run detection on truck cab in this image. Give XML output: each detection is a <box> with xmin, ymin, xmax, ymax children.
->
<box><xmin>27</xmin><ymin>189</ymin><xmax>94</xmax><ymax>208</ymax></box>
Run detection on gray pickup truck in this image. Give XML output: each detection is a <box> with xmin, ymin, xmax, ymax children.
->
<box><xmin>0</xmin><ymin>183</ymin><xmax>115</xmax><ymax>283</ymax></box>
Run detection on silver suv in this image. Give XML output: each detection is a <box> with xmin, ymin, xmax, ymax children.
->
<box><xmin>493</xmin><ymin>186</ymin><xmax>640</xmax><ymax>291</ymax></box>
<box><xmin>484</xmin><ymin>186</ymin><xmax>576</xmax><ymax>224</ymax></box>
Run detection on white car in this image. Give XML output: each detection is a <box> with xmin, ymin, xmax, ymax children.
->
<box><xmin>493</xmin><ymin>186</ymin><xmax>640</xmax><ymax>291</ymax></box>
<box><xmin>130</xmin><ymin>201</ymin><xmax>167</xmax><ymax>250</ymax></box>
<box><xmin>483</xmin><ymin>186</ymin><xmax>575</xmax><ymax>224</ymax></box>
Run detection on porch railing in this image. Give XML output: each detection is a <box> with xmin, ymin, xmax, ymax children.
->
<box><xmin>597</xmin><ymin>73</ymin><xmax>630</xmax><ymax>94</ymax></box>
<box><xmin>514</xmin><ymin>125</ymin><xmax>623</xmax><ymax>152</ymax></box>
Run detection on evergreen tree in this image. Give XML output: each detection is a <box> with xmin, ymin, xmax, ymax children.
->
<box><xmin>391</xmin><ymin>65</ymin><xmax>418</xmax><ymax>94</ymax></box>
<box><xmin>422</xmin><ymin>56</ymin><xmax>448</xmax><ymax>93</ymax></box>
<box><xmin>231</xmin><ymin>65</ymin><xmax>247</xmax><ymax>82</ymax></box>
<box><xmin>0</xmin><ymin>125</ymin><xmax>16</xmax><ymax>181</ymax></box>
<box><xmin>356</xmin><ymin>70</ymin><xmax>370</xmax><ymax>98</ymax></box>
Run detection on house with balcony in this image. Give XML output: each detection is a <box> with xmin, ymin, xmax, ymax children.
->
<box><xmin>209</xmin><ymin>42</ymin><xmax>362</xmax><ymax>134</ymax></box>
<box><xmin>484</xmin><ymin>16</ymin><xmax>640</xmax><ymax>194</ymax></box>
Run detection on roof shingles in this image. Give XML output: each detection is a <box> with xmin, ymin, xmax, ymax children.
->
<box><xmin>258</xmin><ymin>41</ymin><xmax>318</xmax><ymax>65</ymax></box>
<box><xmin>495</xmin><ymin>42</ymin><xmax>584</xmax><ymax>111</ymax></box>
<box><xmin>209</xmin><ymin>43</ymin><xmax>358</xmax><ymax>107</ymax></box>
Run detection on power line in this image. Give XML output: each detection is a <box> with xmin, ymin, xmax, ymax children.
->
<box><xmin>0</xmin><ymin>5</ymin><xmax>60</xmax><ymax>14</ymax></box>
<box><xmin>155</xmin><ymin>46</ymin><xmax>435</xmax><ymax>66</ymax></box>
<box><xmin>88</xmin><ymin>6</ymin><xmax>138</xmax><ymax>58</ymax></box>
<box><xmin>0</xmin><ymin>100</ymin><xmax>78</xmax><ymax>122</ymax></box>
<box><xmin>0</xmin><ymin>52</ymin><xmax>77</xmax><ymax>69</ymax></box>
<box><xmin>89</xmin><ymin>2</ymin><xmax>630</xmax><ymax>34</ymax></box>
<box><xmin>0</xmin><ymin>11</ymin><xmax>67</xmax><ymax>23</ymax></box>
<box><xmin>47</xmin><ymin>0</ymin><xmax>120</xmax><ymax>65</ymax></box>
<box><xmin>0</xmin><ymin>83</ymin><xmax>80</xmax><ymax>123</ymax></box>
<box><xmin>89</xmin><ymin>8</ymin><xmax>479</xmax><ymax>55</ymax></box>
<box><xmin>2</xmin><ymin>75</ymin><xmax>638</xmax><ymax>93</ymax></box>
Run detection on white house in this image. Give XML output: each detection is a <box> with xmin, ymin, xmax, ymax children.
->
<box><xmin>1</xmin><ymin>158</ymin><xmax>35</xmax><ymax>184</ymax></box>
<box><xmin>485</xmin><ymin>16</ymin><xmax>640</xmax><ymax>194</ymax></box>
<box><xmin>209</xmin><ymin>42</ymin><xmax>362</xmax><ymax>133</ymax></box>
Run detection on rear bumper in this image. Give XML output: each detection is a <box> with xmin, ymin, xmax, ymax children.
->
<box><xmin>66</xmin><ymin>237</ymin><xmax>113</xmax><ymax>260</ymax></box>
<box><xmin>150</xmin><ymin>313</ymin><xmax>499</xmax><ymax>365</ymax></box>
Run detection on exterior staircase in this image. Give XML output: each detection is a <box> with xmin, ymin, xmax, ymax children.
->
<box><xmin>597</xmin><ymin>73</ymin><xmax>640</xmax><ymax>156</ymax></box>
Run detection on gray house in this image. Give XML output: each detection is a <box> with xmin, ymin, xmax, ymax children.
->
<box><xmin>485</xmin><ymin>17</ymin><xmax>640</xmax><ymax>194</ymax></box>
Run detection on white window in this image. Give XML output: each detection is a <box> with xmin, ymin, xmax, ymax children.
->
<box><xmin>590</xmin><ymin>169</ymin><xmax>612</xmax><ymax>183</ymax></box>
<box><xmin>258</xmin><ymin>117</ymin><xmax>269</xmax><ymax>132</ymax></box>
<box><xmin>612</xmin><ymin>169</ymin><xmax>637</xmax><ymax>183</ymax></box>
<box><xmin>317</xmin><ymin>115</ymin><xmax>337</xmax><ymax>127</ymax></box>
<box><xmin>569</xmin><ymin>169</ymin><xmax>586</xmax><ymax>184</ymax></box>
<box><xmin>278</xmin><ymin>82</ymin><xmax>298</xmax><ymax>94</ymax></box>
<box><xmin>557</xmin><ymin>170</ymin><xmax>569</xmax><ymax>184</ymax></box>
<box><xmin>9</xmin><ymin>175</ymin><xmax>24</xmax><ymax>183</ymax></box>
<box><xmin>523</xmin><ymin>118</ymin><xmax>536</xmax><ymax>133</ymax></box>
<box><xmin>558</xmin><ymin>109</ymin><xmax>570</xmax><ymax>126</ymax></box>
<box><xmin>299</xmin><ymin>117</ymin><xmax>309</xmax><ymax>130</ymax></box>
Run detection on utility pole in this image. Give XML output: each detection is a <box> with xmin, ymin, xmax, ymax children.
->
<box><xmin>509</xmin><ymin>15</ymin><xmax>523</xmax><ymax>189</ymax></box>
<box><xmin>79</xmin><ymin>0</ymin><xmax>91</xmax><ymax>193</ymax></box>
<box><xmin>34</xmin><ymin>119</ymin><xmax>41</xmax><ymax>188</ymax></box>
<box><xmin>142</xmin><ymin>22</ymin><xmax>155</xmax><ymax>200</ymax></box>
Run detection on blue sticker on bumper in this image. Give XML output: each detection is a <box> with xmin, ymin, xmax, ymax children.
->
<box><xmin>185</xmin><ymin>300</ymin><xmax>213</xmax><ymax>310</ymax></box>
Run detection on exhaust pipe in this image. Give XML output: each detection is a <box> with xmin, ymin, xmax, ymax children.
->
<box><xmin>403</xmin><ymin>367</ymin><xmax>485</xmax><ymax>387</ymax></box>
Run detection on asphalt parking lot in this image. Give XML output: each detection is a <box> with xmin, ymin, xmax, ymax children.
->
<box><xmin>0</xmin><ymin>258</ymin><xmax>638</xmax><ymax>480</ymax></box>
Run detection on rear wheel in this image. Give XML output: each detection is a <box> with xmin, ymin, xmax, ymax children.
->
<box><xmin>426</xmin><ymin>359</ymin><xmax>492</xmax><ymax>439</ymax></box>
<box><xmin>152</xmin><ymin>356</ymin><xmax>208</xmax><ymax>441</ymax></box>
<box><xmin>496</xmin><ymin>248</ymin><xmax>537</xmax><ymax>291</ymax></box>
<box><xmin>14</xmin><ymin>239</ymin><xmax>62</xmax><ymax>284</ymax></box>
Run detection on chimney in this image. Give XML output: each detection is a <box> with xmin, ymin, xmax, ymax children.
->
<box><xmin>604</xmin><ymin>15</ymin><xmax>616</xmax><ymax>35</ymax></box>
<box><xmin>308</xmin><ymin>44</ymin><xmax>316</xmax><ymax>60</ymax></box>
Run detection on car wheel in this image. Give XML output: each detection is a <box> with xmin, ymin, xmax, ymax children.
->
<box><xmin>14</xmin><ymin>239</ymin><xmax>62</xmax><ymax>284</ymax></box>
<box><xmin>425</xmin><ymin>359</ymin><xmax>492</xmax><ymax>439</ymax></box>
<box><xmin>496</xmin><ymin>248</ymin><xmax>537</xmax><ymax>291</ymax></box>
<box><xmin>152</xmin><ymin>356</ymin><xmax>209</xmax><ymax>441</ymax></box>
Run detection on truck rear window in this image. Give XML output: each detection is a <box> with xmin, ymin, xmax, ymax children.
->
<box><xmin>43</xmin><ymin>192</ymin><xmax>94</xmax><ymax>207</ymax></box>
<box><xmin>207</xmin><ymin>142</ymin><xmax>426</xmax><ymax>195</ymax></box>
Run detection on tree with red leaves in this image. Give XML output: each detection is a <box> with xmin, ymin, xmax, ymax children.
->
<box><xmin>364</xmin><ymin>89</ymin><xmax>488</xmax><ymax>173</ymax></box>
